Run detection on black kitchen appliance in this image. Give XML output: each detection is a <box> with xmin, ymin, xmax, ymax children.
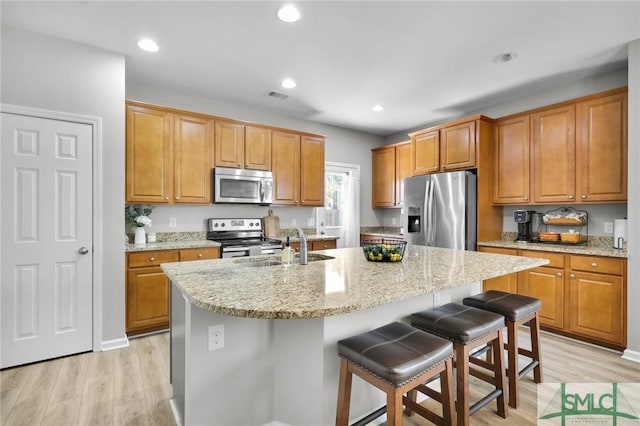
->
<box><xmin>206</xmin><ymin>218</ymin><xmax>282</xmax><ymax>258</ymax></box>
<box><xmin>513</xmin><ymin>210</ymin><xmax>536</xmax><ymax>242</ymax></box>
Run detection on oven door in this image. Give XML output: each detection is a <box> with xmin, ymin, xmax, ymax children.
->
<box><xmin>222</xmin><ymin>245</ymin><xmax>263</xmax><ymax>258</ymax></box>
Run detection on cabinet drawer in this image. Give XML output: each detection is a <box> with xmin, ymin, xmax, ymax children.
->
<box><xmin>570</xmin><ymin>255</ymin><xmax>624</xmax><ymax>275</ymax></box>
<box><xmin>478</xmin><ymin>246</ymin><xmax>517</xmax><ymax>256</ymax></box>
<box><xmin>128</xmin><ymin>250</ymin><xmax>179</xmax><ymax>268</ymax></box>
<box><xmin>312</xmin><ymin>240</ymin><xmax>337</xmax><ymax>250</ymax></box>
<box><xmin>179</xmin><ymin>247</ymin><xmax>220</xmax><ymax>261</ymax></box>
<box><xmin>519</xmin><ymin>250</ymin><xmax>565</xmax><ymax>269</ymax></box>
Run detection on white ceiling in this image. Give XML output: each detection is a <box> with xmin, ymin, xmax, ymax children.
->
<box><xmin>2</xmin><ymin>1</ymin><xmax>639</xmax><ymax>136</ymax></box>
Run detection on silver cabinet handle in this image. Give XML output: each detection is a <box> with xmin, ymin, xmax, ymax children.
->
<box><xmin>570</xmin><ymin>273</ymin><xmax>576</xmax><ymax>278</ymax></box>
<box><xmin>568</xmin><ymin>195</ymin><xmax>574</xmax><ymax>199</ymax></box>
<box><xmin>78</xmin><ymin>247</ymin><xmax>89</xmax><ymax>255</ymax></box>
<box><xmin>524</xmin><ymin>197</ymin><xmax>528</xmax><ymax>200</ymax></box>
<box><xmin>591</xmin><ymin>262</ymin><xmax>597</xmax><ymax>268</ymax></box>
<box><xmin>557</xmin><ymin>272</ymin><xmax>562</xmax><ymax>277</ymax></box>
<box><xmin>149</xmin><ymin>257</ymin><xmax>155</xmax><ymax>262</ymax></box>
<box><xmin>176</xmin><ymin>196</ymin><xmax>180</xmax><ymax>200</ymax></box>
<box><xmin>198</xmin><ymin>253</ymin><xmax>203</xmax><ymax>258</ymax></box>
<box><xmin>582</xmin><ymin>195</ymin><xmax>587</xmax><ymax>199</ymax></box>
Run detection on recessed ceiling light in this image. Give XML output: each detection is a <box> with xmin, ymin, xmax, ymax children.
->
<box><xmin>277</xmin><ymin>5</ymin><xmax>301</xmax><ymax>23</ymax></box>
<box><xmin>281</xmin><ymin>78</ymin><xmax>297</xmax><ymax>89</ymax></box>
<box><xmin>492</xmin><ymin>52</ymin><xmax>517</xmax><ymax>63</ymax></box>
<box><xmin>137</xmin><ymin>38</ymin><xmax>159</xmax><ymax>52</ymax></box>
<box><xmin>372</xmin><ymin>104</ymin><xmax>384</xmax><ymax>112</ymax></box>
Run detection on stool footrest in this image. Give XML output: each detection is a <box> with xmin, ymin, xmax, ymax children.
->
<box><xmin>351</xmin><ymin>406</ymin><xmax>386</xmax><ymax>426</ymax></box>
<box><xmin>470</xmin><ymin>389</ymin><xmax>504</xmax><ymax>416</ymax></box>
<box><xmin>519</xmin><ymin>359</ymin><xmax>539</xmax><ymax>379</ymax></box>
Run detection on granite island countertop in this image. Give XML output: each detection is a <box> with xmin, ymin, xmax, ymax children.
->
<box><xmin>477</xmin><ymin>240</ymin><xmax>627</xmax><ymax>258</ymax></box>
<box><xmin>161</xmin><ymin>245</ymin><xmax>548</xmax><ymax>319</ymax></box>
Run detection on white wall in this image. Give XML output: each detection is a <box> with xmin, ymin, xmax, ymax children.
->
<box><xmin>126</xmin><ymin>84</ymin><xmax>385</xmax><ymax>229</ymax></box>
<box><xmin>1</xmin><ymin>26</ymin><xmax>126</xmax><ymax>344</ymax></box>
<box><xmin>624</xmin><ymin>39</ymin><xmax>639</xmax><ymax>360</ymax></box>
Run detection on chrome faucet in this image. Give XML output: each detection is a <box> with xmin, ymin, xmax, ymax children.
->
<box><xmin>296</xmin><ymin>227</ymin><xmax>308</xmax><ymax>265</ymax></box>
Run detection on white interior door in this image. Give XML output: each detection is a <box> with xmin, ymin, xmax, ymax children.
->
<box><xmin>1</xmin><ymin>112</ymin><xmax>93</xmax><ymax>368</ymax></box>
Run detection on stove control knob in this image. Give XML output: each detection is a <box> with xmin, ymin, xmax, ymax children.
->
<box><xmin>249</xmin><ymin>222</ymin><xmax>254</xmax><ymax>227</ymax></box>
<box><xmin>221</xmin><ymin>223</ymin><xmax>225</xmax><ymax>227</ymax></box>
<box><xmin>213</xmin><ymin>223</ymin><xmax>218</xmax><ymax>228</ymax></box>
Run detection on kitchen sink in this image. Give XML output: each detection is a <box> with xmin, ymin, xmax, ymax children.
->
<box><xmin>233</xmin><ymin>253</ymin><xmax>335</xmax><ymax>267</ymax></box>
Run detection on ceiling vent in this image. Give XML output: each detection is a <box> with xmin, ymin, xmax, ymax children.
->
<box><xmin>267</xmin><ymin>90</ymin><xmax>290</xmax><ymax>100</ymax></box>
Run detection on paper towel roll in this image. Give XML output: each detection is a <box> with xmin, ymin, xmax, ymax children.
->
<box><xmin>614</xmin><ymin>219</ymin><xmax>627</xmax><ymax>249</ymax></box>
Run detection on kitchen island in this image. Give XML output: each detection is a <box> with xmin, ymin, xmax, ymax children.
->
<box><xmin>162</xmin><ymin>245</ymin><xmax>548</xmax><ymax>426</ymax></box>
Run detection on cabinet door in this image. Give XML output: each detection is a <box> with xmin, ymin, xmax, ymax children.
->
<box><xmin>493</xmin><ymin>116</ymin><xmax>530</xmax><ymax>204</ymax></box>
<box><xmin>518</xmin><ymin>266</ymin><xmax>564</xmax><ymax>329</ymax></box>
<box><xmin>179</xmin><ymin>247</ymin><xmax>221</xmax><ymax>261</ymax></box>
<box><xmin>532</xmin><ymin>105</ymin><xmax>576</xmax><ymax>203</ymax></box>
<box><xmin>411</xmin><ymin>130</ymin><xmax>439</xmax><ymax>175</ymax></box>
<box><xmin>372</xmin><ymin>146</ymin><xmax>396</xmax><ymax>207</ymax></box>
<box><xmin>577</xmin><ymin>92</ymin><xmax>627</xmax><ymax>202</ymax></box>
<box><xmin>300</xmin><ymin>135</ymin><xmax>325</xmax><ymax>206</ymax></box>
<box><xmin>126</xmin><ymin>105</ymin><xmax>172</xmax><ymax>203</ymax></box>
<box><xmin>272</xmin><ymin>131</ymin><xmax>300</xmax><ymax>205</ymax></box>
<box><xmin>478</xmin><ymin>247</ymin><xmax>518</xmax><ymax>293</ymax></box>
<box><xmin>126</xmin><ymin>266</ymin><xmax>170</xmax><ymax>334</ymax></box>
<box><xmin>214</xmin><ymin>121</ymin><xmax>245</xmax><ymax>168</ymax></box>
<box><xmin>395</xmin><ymin>142</ymin><xmax>412</xmax><ymax>206</ymax></box>
<box><xmin>568</xmin><ymin>271</ymin><xmax>624</xmax><ymax>345</ymax></box>
<box><xmin>440</xmin><ymin>121</ymin><xmax>476</xmax><ymax>171</ymax></box>
<box><xmin>174</xmin><ymin>114</ymin><xmax>214</xmax><ymax>204</ymax></box>
<box><xmin>245</xmin><ymin>126</ymin><xmax>272</xmax><ymax>171</ymax></box>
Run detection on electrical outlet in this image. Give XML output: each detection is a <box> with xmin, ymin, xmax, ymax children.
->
<box><xmin>291</xmin><ymin>218</ymin><xmax>297</xmax><ymax>226</ymax></box>
<box><xmin>307</xmin><ymin>217</ymin><xmax>314</xmax><ymax>226</ymax></box>
<box><xmin>208</xmin><ymin>324</ymin><xmax>224</xmax><ymax>351</ymax></box>
<box><xmin>391</xmin><ymin>218</ymin><xmax>397</xmax><ymax>225</ymax></box>
<box><xmin>604</xmin><ymin>222</ymin><xmax>613</xmax><ymax>234</ymax></box>
<box><xmin>169</xmin><ymin>217</ymin><xmax>177</xmax><ymax>228</ymax></box>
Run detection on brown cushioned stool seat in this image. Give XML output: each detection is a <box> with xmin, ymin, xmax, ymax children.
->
<box><xmin>336</xmin><ymin>321</ymin><xmax>456</xmax><ymax>426</ymax></box>
<box><xmin>463</xmin><ymin>290</ymin><xmax>543</xmax><ymax>409</ymax></box>
<box><xmin>411</xmin><ymin>303</ymin><xmax>508</xmax><ymax>426</ymax></box>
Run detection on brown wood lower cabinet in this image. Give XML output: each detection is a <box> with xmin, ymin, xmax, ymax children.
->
<box><xmin>290</xmin><ymin>239</ymin><xmax>337</xmax><ymax>252</ymax></box>
<box><xmin>126</xmin><ymin>247</ymin><xmax>220</xmax><ymax>335</ymax></box>
<box><xmin>478</xmin><ymin>246</ymin><xmax>626</xmax><ymax>350</ymax></box>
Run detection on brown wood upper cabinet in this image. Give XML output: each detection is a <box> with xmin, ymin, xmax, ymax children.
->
<box><xmin>214</xmin><ymin>121</ymin><xmax>271</xmax><ymax>171</ymax></box>
<box><xmin>371</xmin><ymin>141</ymin><xmax>411</xmax><ymax>208</ymax></box>
<box><xmin>126</xmin><ymin>102</ymin><xmax>214</xmax><ymax>204</ymax></box>
<box><xmin>410</xmin><ymin>119</ymin><xmax>477</xmax><ymax>176</ymax></box>
<box><xmin>493</xmin><ymin>115</ymin><xmax>531</xmax><ymax>204</ymax></box>
<box><xmin>272</xmin><ymin>131</ymin><xmax>325</xmax><ymax>206</ymax></box>
<box><xmin>493</xmin><ymin>88</ymin><xmax>627</xmax><ymax>205</ymax></box>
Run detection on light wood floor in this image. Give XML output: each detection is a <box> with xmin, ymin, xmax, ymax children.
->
<box><xmin>1</xmin><ymin>329</ymin><xmax>638</xmax><ymax>425</ymax></box>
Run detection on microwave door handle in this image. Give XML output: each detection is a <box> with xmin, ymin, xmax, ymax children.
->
<box><xmin>259</xmin><ymin>179</ymin><xmax>265</xmax><ymax>203</ymax></box>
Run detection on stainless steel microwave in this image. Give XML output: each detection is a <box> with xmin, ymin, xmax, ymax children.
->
<box><xmin>213</xmin><ymin>167</ymin><xmax>273</xmax><ymax>205</ymax></box>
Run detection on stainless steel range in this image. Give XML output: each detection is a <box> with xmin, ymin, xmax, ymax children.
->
<box><xmin>206</xmin><ymin>218</ymin><xmax>282</xmax><ymax>258</ymax></box>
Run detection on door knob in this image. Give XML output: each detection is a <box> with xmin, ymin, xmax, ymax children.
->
<box><xmin>78</xmin><ymin>247</ymin><xmax>89</xmax><ymax>255</ymax></box>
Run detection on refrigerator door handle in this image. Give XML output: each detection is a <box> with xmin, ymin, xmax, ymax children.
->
<box><xmin>425</xmin><ymin>179</ymin><xmax>435</xmax><ymax>246</ymax></box>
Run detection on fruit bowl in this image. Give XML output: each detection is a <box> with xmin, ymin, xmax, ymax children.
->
<box><xmin>362</xmin><ymin>240</ymin><xmax>407</xmax><ymax>262</ymax></box>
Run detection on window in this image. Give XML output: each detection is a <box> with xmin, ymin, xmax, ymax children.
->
<box><xmin>324</xmin><ymin>171</ymin><xmax>346</xmax><ymax>227</ymax></box>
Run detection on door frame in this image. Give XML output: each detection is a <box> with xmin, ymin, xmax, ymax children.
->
<box><xmin>1</xmin><ymin>103</ymin><xmax>103</xmax><ymax>352</ymax></box>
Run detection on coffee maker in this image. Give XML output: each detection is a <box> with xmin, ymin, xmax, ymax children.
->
<box><xmin>514</xmin><ymin>210</ymin><xmax>537</xmax><ymax>242</ymax></box>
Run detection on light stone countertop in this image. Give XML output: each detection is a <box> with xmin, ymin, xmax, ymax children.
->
<box><xmin>125</xmin><ymin>240</ymin><xmax>221</xmax><ymax>252</ymax></box>
<box><xmin>477</xmin><ymin>240</ymin><xmax>627</xmax><ymax>258</ymax></box>
<box><xmin>161</xmin><ymin>245</ymin><xmax>548</xmax><ymax>319</ymax></box>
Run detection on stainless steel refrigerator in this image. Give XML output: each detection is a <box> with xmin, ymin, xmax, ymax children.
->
<box><xmin>403</xmin><ymin>170</ymin><xmax>477</xmax><ymax>250</ymax></box>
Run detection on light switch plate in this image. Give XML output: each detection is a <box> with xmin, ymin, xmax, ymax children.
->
<box><xmin>604</xmin><ymin>222</ymin><xmax>613</xmax><ymax>234</ymax></box>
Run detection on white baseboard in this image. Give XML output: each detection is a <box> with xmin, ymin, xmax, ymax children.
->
<box><xmin>622</xmin><ymin>349</ymin><xmax>640</xmax><ymax>363</ymax></box>
<box><xmin>170</xmin><ymin>399</ymin><xmax>183</xmax><ymax>426</ymax></box>
<box><xmin>100</xmin><ymin>336</ymin><xmax>129</xmax><ymax>351</ymax></box>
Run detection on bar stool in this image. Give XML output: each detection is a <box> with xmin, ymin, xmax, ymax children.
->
<box><xmin>411</xmin><ymin>303</ymin><xmax>508</xmax><ymax>426</ymax></box>
<box><xmin>463</xmin><ymin>290</ymin><xmax>543</xmax><ymax>408</ymax></box>
<box><xmin>336</xmin><ymin>321</ymin><xmax>456</xmax><ymax>426</ymax></box>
